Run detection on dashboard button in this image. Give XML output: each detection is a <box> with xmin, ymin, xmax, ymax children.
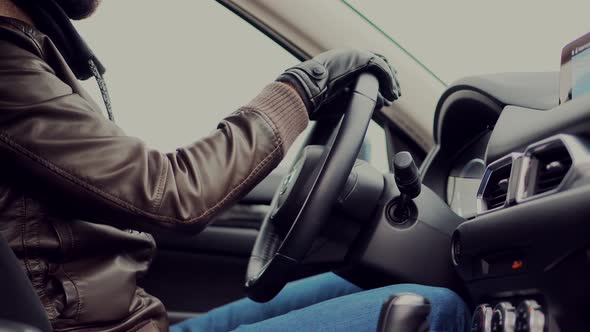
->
<box><xmin>515</xmin><ymin>300</ymin><xmax>545</xmax><ymax>332</ymax></box>
<box><xmin>471</xmin><ymin>304</ymin><xmax>493</xmax><ymax>332</ymax></box>
<box><xmin>491</xmin><ymin>302</ymin><xmax>516</xmax><ymax>332</ymax></box>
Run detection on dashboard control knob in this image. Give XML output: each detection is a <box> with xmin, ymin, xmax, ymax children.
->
<box><xmin>491</xmin><ymin>302</ymin><xmax>516</xmax><ymax>332</ymax></box>
<box><xmin>393</xmin><ymin>151</ymin><xmax>421</xmax><ymax>199</ymax></box>
<box><xmin>471</xmin><ymin>304</ymin><xmax>493</xmax><ymax>332</ymax></box>
<box><xmin>515</xmin><ymin>300</ymin><xmax>544</xmax><ymax>332</ymax></box>
<box><xmin>390</xmin><ymin>152</ymin><xmax>421</xmax><ymax>223</ymax></box>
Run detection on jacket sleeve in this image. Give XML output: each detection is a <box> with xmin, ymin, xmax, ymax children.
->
<box><xmin>0</xmin><ymin>42</ymin><xmax>308</xmax><ymax>233</ymax></box>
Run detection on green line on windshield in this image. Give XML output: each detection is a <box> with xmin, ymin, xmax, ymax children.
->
<box><xmin>342</xmin><ymin>0</ymin><xmax>447</xmax><ymax>87</ymax></box>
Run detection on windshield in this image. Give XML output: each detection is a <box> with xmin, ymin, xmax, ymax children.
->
<box><xmin>346</xmin><ymin>0</ymin><xmax>590</xmax><ymax>84</ymax></box>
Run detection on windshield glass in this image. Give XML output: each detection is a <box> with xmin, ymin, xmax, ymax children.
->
<box><xmin>346</xmin><ymin>0</ymin><xmax>590</xmax><ymax>84</ymax></box>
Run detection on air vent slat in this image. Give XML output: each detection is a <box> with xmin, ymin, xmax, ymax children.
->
<box><xmin>481</xmin><ymin>162</ymin><xmax>512</xmax><ymax>212</ymax></box>
<box><xmin>537</xmin><ymin>178</ymin><xmax>562</xmax><ymax>189</ymax></box>
<box><xmin>532</xmin><ymin>144</ymin><xmax>572</xmax><ymax>196</ymax></box>
<box><xmin>490</xmin><ymin>187</ymin><xmax>507</xmax><ymax>195</ymax></box>
<box><xmin>487</xmin><ymin>196</ymin><xmax>507</xmax><ymax>209</ymax></box>
<box><xmin>536</xmin><ymin>175</ymin><xmax>566</xmax><ymax>186</ymax></box>
<box><xmin>488</xmin><ymin>194</ymin><xmax>507</xmax><ymax>203</ymax></box>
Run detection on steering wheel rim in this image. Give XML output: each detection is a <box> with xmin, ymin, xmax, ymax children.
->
<box><xmin>245</xmin><ymin>73</ymin><xmax>380</xmax><ymax>302</ymax></box>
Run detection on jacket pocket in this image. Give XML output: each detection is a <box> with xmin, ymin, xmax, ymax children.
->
<box><xmin>48</xmin><ymin>218</ymin><xmax>153</xmax><ymax>324</ymax></box>
<box><xmin>51</xmin><ymin>256</ymin><xmax>141</xmax><ymax>324</ymax></box>
<box><xmin>47</xmin><ymin>264</ymin><xmax>81</xmax><ymax>319</ymax></box>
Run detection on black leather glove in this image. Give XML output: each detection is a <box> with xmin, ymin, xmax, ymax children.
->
<box><xmin>277</xmin><ymin>49</ymin><xmax>400</xmax><ymax>117</ymax></box>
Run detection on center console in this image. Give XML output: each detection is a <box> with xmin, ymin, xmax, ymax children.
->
<box><xmin>452</xmin><ymin>105</ymin><xmax>590</xmax><ymax>331</ymax></box>
<box><xmin>435</xmin><ymin>32</ymin><xmax>590</xmax><ymax>332</ymax></box>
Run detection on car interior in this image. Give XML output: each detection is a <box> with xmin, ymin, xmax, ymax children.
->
<box><xmin>2</xmin><ymin>1</ymin><xmax>590</xmax><ymax>331</ymax></box>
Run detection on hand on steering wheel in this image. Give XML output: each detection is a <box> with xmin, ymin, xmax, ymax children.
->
<box><xmin>277</xmin><ymin>49</ymin><xmax>401</xmax><ymax>119</ymax></box>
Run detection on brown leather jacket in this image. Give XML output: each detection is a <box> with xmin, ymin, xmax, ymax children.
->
<box><xmin>0</xmin><ymin>17</ymin><xmax>308</xmax><ymax>331</ymax></box>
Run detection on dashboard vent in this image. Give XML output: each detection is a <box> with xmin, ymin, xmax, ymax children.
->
<box><xmin>481</xmin><ymin>163</ymin><xmax>512</xmax><ymax>210</ymax></box>
<box><xmin>532</xmin><ymin>144</ymin><xmax>572</xmax><ymax>195</ymax></box>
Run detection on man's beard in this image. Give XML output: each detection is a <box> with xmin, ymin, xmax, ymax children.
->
<box><xmin>54</xmin><ymin>0</ymin><xmax>101</xmax><ymax>20</ymax></box>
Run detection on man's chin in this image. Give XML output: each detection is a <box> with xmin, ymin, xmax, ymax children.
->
<box><xmin>55</xmin><ymin>0</ymin><xmax>101</xmax><ymax>20</ymax></box>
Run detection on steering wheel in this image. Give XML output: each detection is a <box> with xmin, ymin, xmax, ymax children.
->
<box><xmin>245</xmin><ymin>73</ymin><xmax>380</xmax><ymax>302</ymax></box>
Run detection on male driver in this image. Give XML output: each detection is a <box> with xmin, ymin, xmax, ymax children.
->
<box><xmin>0</xmin><ymin>0</ymin><xmax>470</xmax><ymax>331</ymax></box>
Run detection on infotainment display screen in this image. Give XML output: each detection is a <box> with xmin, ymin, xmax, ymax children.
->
<box><xmin>560</xmin><ymin>32</ymin><xmax>590</xmax><ymax>104</ymax></box>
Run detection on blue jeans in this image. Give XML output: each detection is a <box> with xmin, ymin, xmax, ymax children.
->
<box><xmin>171</xmin><ymin>273</ymin><xmax>470</xmax><ymax>332</ymax></box>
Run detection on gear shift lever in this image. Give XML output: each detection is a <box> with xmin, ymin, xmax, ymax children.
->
<box><xmin>377</xmin><ymin>293</ymin><xmax>430</xmax><ymax>332</ymax></box>
<box><xmin>392</xmin><ymin>152</ymin><xmax>421</xmax><ymax>222</ymax></box>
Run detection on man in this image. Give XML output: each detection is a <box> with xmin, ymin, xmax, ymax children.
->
<box><xmin>0</xmin><ymin>0</ymin><xmax>470</xmax><ymax>331</ymax></box>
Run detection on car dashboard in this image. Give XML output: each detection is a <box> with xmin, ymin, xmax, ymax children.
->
<box><xmin>420</xmin><ymin>72</ymin><xmax>590</xmax><ymax>331</ymax></box>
